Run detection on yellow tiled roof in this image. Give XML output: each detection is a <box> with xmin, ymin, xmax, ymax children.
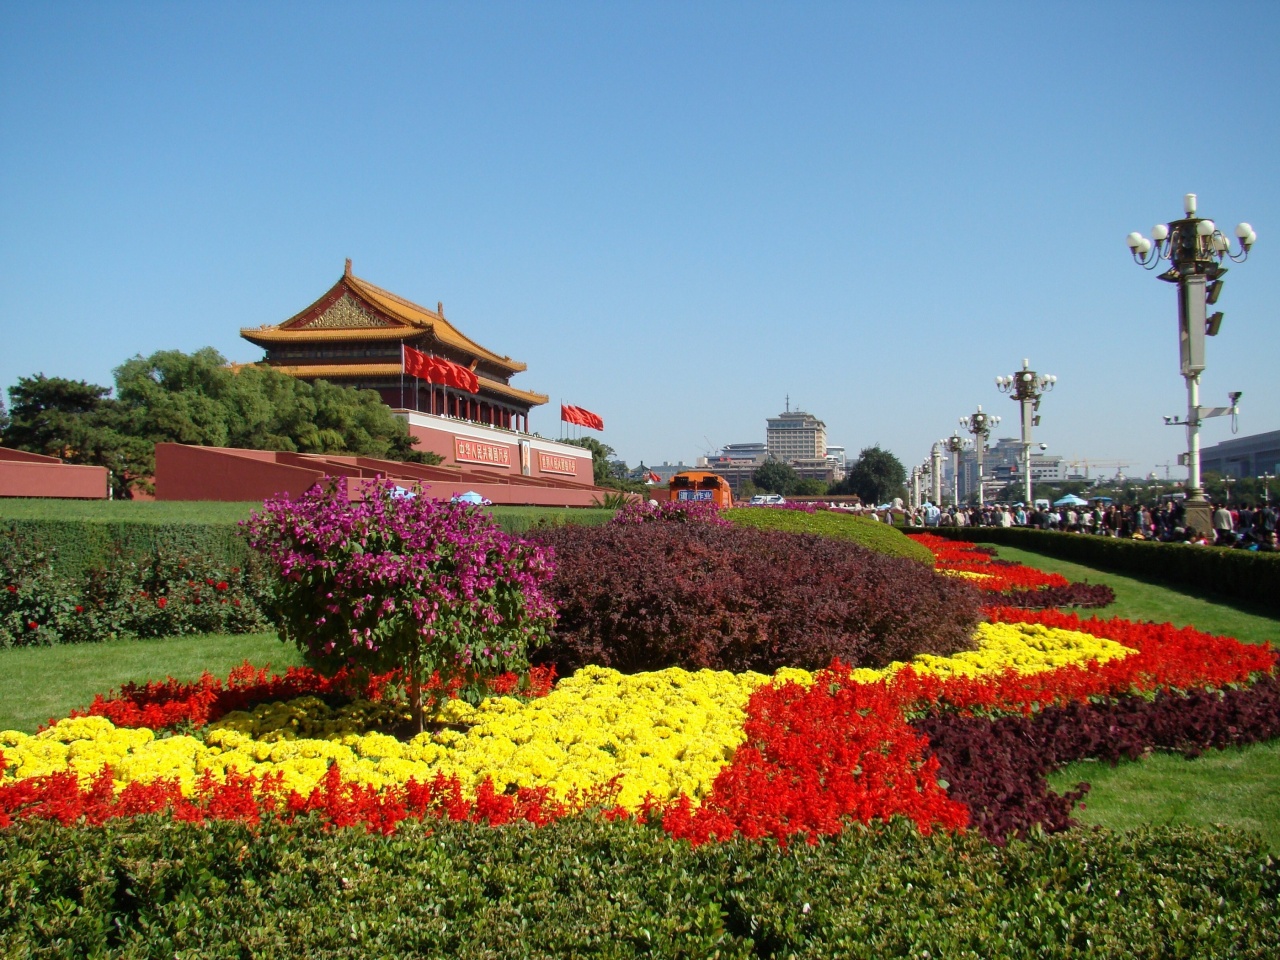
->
<box><xmin>269</xmin><ymin>363</ymin><xmax>548</xmax><ymax>406</ymax></box>
<box><xmin>240</xmin><ymin>325</ymin><xmax>414</xmax><ymax>345</ymax></box>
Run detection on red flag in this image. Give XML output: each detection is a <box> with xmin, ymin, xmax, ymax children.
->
<box><xmin>403</xmin><ymin>346</ymin><xmax>480</xmax><ymax>394</ymax></box>
<box><xmin>403</xmin><ymin>344</ymin><xmax>431</xmax><ymax>380</ymax></box>
<box><xmin>561</xmin><ymin>404</ymin><xmax>604</xmax><ymax>431</ymax></box>
<box><xmin>646</xmin><ymin>470</ymin><xmax>661</xmax><ymax>484</ymax></box>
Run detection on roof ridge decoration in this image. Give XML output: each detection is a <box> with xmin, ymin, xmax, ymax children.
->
<box><xmin>241</xmin><ymin>263</ymin><xmax>529</xmax><ymax>377</ymax></box>
<box><xmin>296</xmin><ymin>292</ymin><xmax>395</xmax><ymax>330</ymax></box>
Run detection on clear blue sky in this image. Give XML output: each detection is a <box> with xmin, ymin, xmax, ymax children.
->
<box><xmin>3</xmin><ymin>2</ymin><xmax>1277</xmax><ymax>481</ymax></box>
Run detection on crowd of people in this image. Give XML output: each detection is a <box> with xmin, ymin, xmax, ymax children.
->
<box><xmin>905</xmin><ymin>499</ymin><xmax>1279</xmax><ymax>551</ymax></box>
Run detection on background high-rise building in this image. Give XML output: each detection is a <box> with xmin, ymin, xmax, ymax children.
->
<box><xmin>766</xmin><ymin>408</ymin><xmax>827</xmax><ymax>462</ymax></box>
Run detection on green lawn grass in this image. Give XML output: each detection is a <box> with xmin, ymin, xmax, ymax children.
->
<box><xmin>1048</xmin><ymin>743</ymin><xmax>1280</xmax><ymax>853</ymax></box>
<box><xmin>0</xmin><ymin>498</ymin><xmax>261</xmax><ymax>524</ymax></box>
<box><xmin>983</xmin><ymin>542</ymin><xmax>1280</xmax><ymax>851</ymax></box>
<box><xmin>982</xmin><ymin>542</ymin><xmax>1280</xmax><ymax>648</ymax></box>
<box><xmin>0</xmin><ymin>632</ymin><xmax>305</xmax><ymax>733</ymax></box>
<box><xmin>0</xmin><ymin>498</ymin><xmax>616</xmax><ymax>531</ymax></box>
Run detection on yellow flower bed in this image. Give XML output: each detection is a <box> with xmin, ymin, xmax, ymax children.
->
<box><xmin>0</xmin><ymin>623</ymin><xmax>1138</xmax><ymax>810</ymax></box>
<box><xmin>848</xmin><ymin>621</ymin><xmax>1135</xmax><ymax>684</ymax></box>
<box><xmin>1</xmin><ymin>666</ymin><xmax>772</xmax><ymax>811</ymax></box>
<box><xmin>939</xmin><ymin>569</ymin><xmax>994</xmax><ymax>581</ymax></box>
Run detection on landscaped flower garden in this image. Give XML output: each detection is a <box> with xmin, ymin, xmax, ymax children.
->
<box><xmin>2</xmin><ymin>494</ymin><xmax>1278</xmax><ymax>957</ymax></box>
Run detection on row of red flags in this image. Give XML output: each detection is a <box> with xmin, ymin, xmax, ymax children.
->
<box><xmin>402</xmin><ymin>344</ymin><xmax>603</xmax><ymax>433</ymax></box>
<box><xmin>560</xmin><ymin>404</ymin><xmax>604</xmax><ymax>431</ymax></box>
<box><xmin>402</xmin><ymin>345</ymin><xmax>479</xmax><ymax>394</ymax></box>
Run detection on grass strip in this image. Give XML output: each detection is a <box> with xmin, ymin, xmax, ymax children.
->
<box><xmin>982</xmin><ymin>542</ymin><xmax>1280</xmax><ymax>648</ymax></box>
<box><xmin>1049</xmin><ymin>742</ymin><xmax>1280</xmax><ymax>853</ymax></box>
<box><xmin>0</xmin><ymin>632</ymin><xmax>304</xmax><ymax>733</ymax></box>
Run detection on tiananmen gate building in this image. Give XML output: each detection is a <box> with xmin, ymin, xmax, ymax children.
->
<box><xmin>157</xmin><ymin>260</ymin><xmax>602</xmax><ymax>505</ymax></box>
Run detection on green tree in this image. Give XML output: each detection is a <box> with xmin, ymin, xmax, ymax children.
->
<box><xmin>2</xmin><ymin>375</ymin><xmax>147</xmax><ymax>498</ymax></box>
<box><xmin>838</xmin><ymin>445</ymin><xmax>907</xmax><ymax>505</ymax></box>
<box><xmin>794</xmin><ymin>477</ymin><xmax>828</xmax><ymax>496</ymax></box>
<box><xmin>4</xmin><ymin>349</ymin><xmax>441</xmax><ymax>497</ymax></box>
<box><xmin>4</xmin><ymin>375</ymin><xmax>115</xmax><ymax>460</ymax></box>
<box><xmin>561</xmin><ymin>437</ymin><xmax>647</xmax><ymax>492</ymax></box>
<box><xmin>562</xmin><ymin>437</ymin><xmax>616</xmax><ymax>485</ymax></box>
<box><xmin>752</xmin><ymin>459</ymin><xmax>800</xmax><ymax>496</ymax></box>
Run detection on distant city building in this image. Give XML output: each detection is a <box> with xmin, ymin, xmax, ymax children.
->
<box><xmin>720</xmin><ymin>442</ymin><xmax>767</xmax><ymax>460</ymax></box>
<box><xmin>825</xmin><ymin>445</ymin><xmax>847</xmax><ymax>483</ymax></box>
<box><xmin>700</xmin><ymin>403</ymin><xmax>844</xmax><ymax>495</ymax></box>
<box><xmin>1200</xmin><ymin>429</ymin><xmax>1280</xmax><ymax>479</ymax></box>
<box><xmin>946</xmin><ymin>437</ymin><xmax>1066</xmax><ymax>502</ymax></box>
<box><xmin>705</xmin><ymin>454</ymin><xmax>764</xmax><ymax>495</ymax></box>
<box><xmin>766</xmin><ymin>407</ymin><xmax>827</xmax><ymax>462</ymax></box>
<box><xmin>647</xmin><ymin>461</ymin><xmax>698</xmax><ymax>484</ymax></box>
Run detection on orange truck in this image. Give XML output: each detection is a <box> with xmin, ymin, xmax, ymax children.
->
<box><xmin>667</xmin><ymin>471</ymin><xmax>734</xmax><ymax>509</ymax></box>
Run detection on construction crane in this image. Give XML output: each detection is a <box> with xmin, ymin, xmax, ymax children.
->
<box><xmin>1066</xmin><ymin>459</ymin><xmax>1132</xmax><ymax>480</ymax></box>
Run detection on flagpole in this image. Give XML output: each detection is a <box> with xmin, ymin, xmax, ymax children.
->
<box><xmin>400</xmin><ymin>344</ymin><xmax>405</xmax><ymax>409</ymax></box>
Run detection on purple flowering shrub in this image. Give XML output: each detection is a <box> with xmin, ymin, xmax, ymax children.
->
<box><xmin>609</xmin><ymin>499</ymin><xmax>730</xmax><ymax>526</ymax></box>
<box><xmin>245</xmin><ymin>480</ymin><xmax>556</xmax><ymax>727</ymax></box>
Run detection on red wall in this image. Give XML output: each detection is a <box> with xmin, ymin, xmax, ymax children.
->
<box><xmin>155</xmin><ymin>444</ymin><xmax>326</xmax><ymax>502</ymax></box>
<box><xmin>403</xmin><ymin>418</ymin><xmax>591</xmax><ymax>486</ymax></box>
<box><xmin>154</xmin><ymin>444</ymin><xmax>607</xmax><ymax>506</ymax></box>
<box><xmin>0</xmin><ymin>449</ymin><xmax>108</xmax><ymax>499</ymax></box>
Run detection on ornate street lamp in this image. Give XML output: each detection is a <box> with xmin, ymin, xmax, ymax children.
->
<box><xmin>996</xmin><ymin>359</ymin><xmax>1056</xmax><ymax>508</ymax></box>
<box><xmin>1127</xmin><ymin>193</ymin><xmax>1254</xmax><ymax>536</ymax></box>
<box><xmin>959</xmin><ymin>407</ymin><xmax>999</xmax><ymax>505</ymax></box>
<box><xmin>941</xmin><ymin>434</ymin><xmax>968</xmax><ymax>506</ymax></box>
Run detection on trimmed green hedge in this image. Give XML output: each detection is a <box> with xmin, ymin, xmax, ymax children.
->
<box><xmin>0</xmin><ymin>518</ymin><xmax>255</xmax><ymax>581</ymax></box>
<box><xmin>1</xmin><ymin>816</ymin><xmax>1276</xmax><ymax>958</ymax></box>
<box><xmin>0</xmin><ymin>505</ymin><xmax>616</xmax><ymax>581</ymax></box>
<box><xmin>921</xmin><ymin>526</ymin><xmax>1280</xmax><ymax>612</ymax></box>
<box><xmin>726</xmin><ymin>508</ymin><xmax>935</xmax><ymax>564</ymax></box>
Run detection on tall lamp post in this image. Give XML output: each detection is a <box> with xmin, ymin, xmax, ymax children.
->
<box><xmin>930</xmin><ymin>443</ymin><xmax>943</xmax><ymax>505</ymax></box>
<box><xmin>959</xmin><ymin>406</ymin><xmax>999</xmax><ymax>505</ymax></box>
<box><xmin>1126</xmin><ymin>193</ymin><xmax>1254</xmax><ymax>536</ymax></box>
<box><xmin>1261</xmin><ymin>472</ymin><xmax>1276</xmax><ymax>506</ymax></box>
<box><xmin>941</xmin><ymin>434</ymin><xmax>967</xmax><ymax>506</ymax></box>
<box><xmin>996</xmin><ymin>359</ymin><xmax>1056</xmax><ymax>508</ymax></box>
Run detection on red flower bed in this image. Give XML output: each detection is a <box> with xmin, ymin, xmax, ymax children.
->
<box><xmin>0</xmin><ymin>751</ymin><xmax>577</xmax><ymax>834</ymax></box>
<box><xmin>658</xmin><ymin>664</ymin><xmax>969</xmax><ymax>846</ymax></box>
<box><xmin>874</xmin><ymin>608</ymin><xmax>1276</xmax><ymax>719</ymax></box>
<box><xmin>66</xmin><ymin>661</ymin><xmax>557</xmax><ymax>732</ymax></box>
<box><xmin>908</xmin><ymin>533</ymin><xmax>1071</xmax><ymax>592</ymax></box>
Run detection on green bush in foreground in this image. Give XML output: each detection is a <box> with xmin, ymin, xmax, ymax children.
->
<box><xmin>2</xmin><ymin>816</ymin><xmax>1275</xmax><ymax>958</ymax></box>
<box><xmin>726</xmin><ymin>507</ymin><xmax>935</xmax><ymax>564</ymax></box>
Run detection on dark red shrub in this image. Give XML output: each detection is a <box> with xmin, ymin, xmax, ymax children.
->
<box><xmin>1000</xmin><ymin>582</ymin><xmax>1116</xmax><ymax>609</ymax></box>
<box><xmin>529</xmin><ymin>523</ymin><xmax>983</xmax><ymax>674</ymax></box>
<box><xmin>915</xmin><ymin>675</ymin><xmax>1280</xmax><ymax>841</ymax></box>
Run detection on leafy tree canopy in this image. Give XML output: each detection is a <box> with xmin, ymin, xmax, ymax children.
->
<box><xmin>3</xmin><ymin>349</ymin><xmax>440</xmax><ymax>497</ymax></box>
<box><xmin>752</xmin><ymin>459</ymin><xmax>800</xmax><ymax>496</ymax></box>
<box><xmin>836</xmin><ymin>445</ymin><xmax>907</xmax><ymax>505</ymax></box>
<box><xmin>560</xmin><ymin>437</ymin><xmax>648</xmax><ymax>493</ymax></box>
<box><xmin>794</xmin><ymin>477</ymin><xmax>828</xmax><ymax>496</ymax></box>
